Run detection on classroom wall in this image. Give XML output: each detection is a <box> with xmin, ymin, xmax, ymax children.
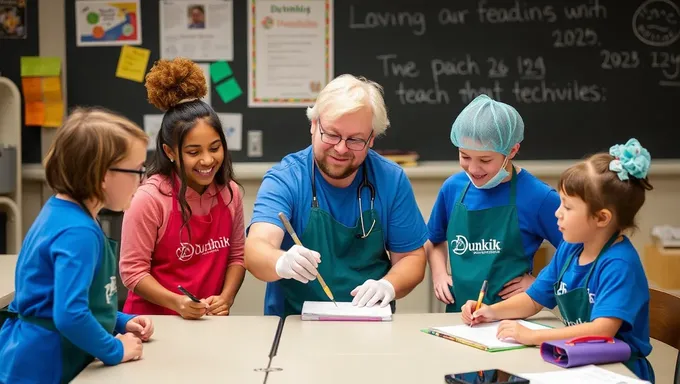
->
<box><xmin>18</xmin><ymin>0</ymin><xmax>680</xmax><ymax>315</ymax></box>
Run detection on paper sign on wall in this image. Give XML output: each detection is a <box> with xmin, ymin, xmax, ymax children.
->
<box><xmin>116</xmin><ymin>45</ymin><xmax>151</xmax><ymax>82</ymax></box>
<box><xmin>143</xmin><ymin>114</ymin><xmax>164</xmax><ymax>151</ymax></box>
<box><xmin>75</xmin><ymin>1</ymin><xmax>142</xmax><ymax>46</ymax></box>
<box><xmin>217</xmin><ymin>113</ymin><xmax>242</xmax><ymax>151</ymax></box>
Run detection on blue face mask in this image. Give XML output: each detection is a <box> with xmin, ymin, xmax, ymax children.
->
<box><xmin>467</xmin><ymin>157</ymin><xmax>509</xmax><ymax>189</ymax></box>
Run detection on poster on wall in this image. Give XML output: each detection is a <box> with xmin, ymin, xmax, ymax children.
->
<box><xmin>248</xmin><ymin>0</ymin><xmax>333</xmax><ymax>107</ymax></box>
<box><xmin>0</xmin><ymin>0</ymin><xmax>27</xmax><ymax>39</ymax></box>
<box><xmin>75</xmin><ymin>0</ymin><xmax>142</xmax><ymax>46</ymax></box>
<box><xmin>160</xmin><ymin>0</ymin><xmax>233</xmax><ymax>61</ymax></box>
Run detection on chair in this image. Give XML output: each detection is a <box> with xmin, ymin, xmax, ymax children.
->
<box><xmin>648</xmin><ymin>288</ymin><xmax>680</xmax><ymax>384</ymax></box>
<box><xmin>649</xmin><ymin>288</ymin><xmax>680</xmax><ymax>350</ymax></box>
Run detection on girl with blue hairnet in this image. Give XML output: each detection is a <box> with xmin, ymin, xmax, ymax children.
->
<box><xmin>427</xmin><ymin>94</ymin><xmax>562</xmax><ymax>313</ymax></box>
<box><xmin>460</xmin><ymin>138</ymin><xmax>655</xmax><ymax>383</ymax></box>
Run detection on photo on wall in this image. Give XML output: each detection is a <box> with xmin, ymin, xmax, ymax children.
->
<box><xmin>0</xmin><ymin>0</ymin><xmax>27</xmax><ymax>39</ymax></box>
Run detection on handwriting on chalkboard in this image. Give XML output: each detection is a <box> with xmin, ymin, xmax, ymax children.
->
<box><xmin>352</xmin><ymin>0</ymin><xmax>680</xmax><ymax>105</ymax></box>
<box><xmin>349</xmin><ymin>1</ymin><xmax>609</xmax><ymax>36</ymax></box>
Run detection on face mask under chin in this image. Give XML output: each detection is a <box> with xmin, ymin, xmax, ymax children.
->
<box><xmin>467</xmin><ymin>157</ymin><xmax>509</xmax><ymax>189</ymax></box>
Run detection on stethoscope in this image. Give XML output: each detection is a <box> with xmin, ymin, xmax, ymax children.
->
<box><xmin>311</xmin><ymin>160</ymin><xmax>376</xmax><ymax>239</ymax></box>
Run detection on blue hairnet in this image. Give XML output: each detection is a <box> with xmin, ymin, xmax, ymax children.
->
<box><xmin>450</xmin><ymin>94</ymin><xmax>524</xmax><ymax>156</ymax></box>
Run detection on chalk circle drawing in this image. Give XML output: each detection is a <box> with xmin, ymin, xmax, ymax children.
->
<box><xmin>632</xmin><ymin>0</ymin><xmax>680</xmax><ymax>47</ymax></box>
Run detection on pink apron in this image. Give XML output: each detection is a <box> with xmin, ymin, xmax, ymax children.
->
<box><xmin>124</xmin><ymin>185</ymin><xmax>233</xmax><ymax>315</ymax></box>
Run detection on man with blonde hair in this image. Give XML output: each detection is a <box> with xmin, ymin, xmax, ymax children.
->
<box><xmin>245</xmin><ymin>74</ymin><xmax>428</xmax><ymax>317</ymax></box>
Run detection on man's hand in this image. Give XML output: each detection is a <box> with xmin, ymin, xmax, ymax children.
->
<box><xmin>275</xmin><ymin>245</ymin><xmax>321</xmax><ymax>283</ymax></box>
<box><xmin>350</xmin><ymin>279</ymin><xmax>395</xmax><ymax>308</ymax></box>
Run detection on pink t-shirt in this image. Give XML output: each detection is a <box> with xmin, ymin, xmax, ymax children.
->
<box><xmin>119</xmin><ymin>174</ymin><xmax>245</xmax><ymax>291</ymax></box>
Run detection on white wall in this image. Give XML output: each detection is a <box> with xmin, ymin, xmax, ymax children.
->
<box><xmin>19</xmin><ymin>0</ymin><xmax>680</xmax><ymax>315</ymax></box>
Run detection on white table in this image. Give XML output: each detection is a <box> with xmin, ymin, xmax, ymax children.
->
<box><xmin>267</xmin><ymin>312</ymin><xmax>676</xmax><ymax>384</ymax></box>
<box><xmin>73</xmin><ymin>315</ymin><xmax>281</xmax><ymax>383</ymax></box>
<box><xmin>0</xmin><ymin>254</ymin><xmax>17</xmax><ymax>308</ymax></box>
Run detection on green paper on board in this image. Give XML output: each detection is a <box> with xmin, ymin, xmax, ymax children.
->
<box><xmin>215</xmin><ymin>78</ymin><xmax>242</xmax><ymax>104</ymax></box>
<box><xmin>210</xmin><ymin>61</ymin><xmax>233</xmax><ymax>83</ymax></box>
<box><xmin>21</xmin><ymin>57</ymin><xmax>61</xmax><ymax>77</ymax></box>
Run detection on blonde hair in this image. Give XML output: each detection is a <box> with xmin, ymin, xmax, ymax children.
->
<box><xmin>306</xmin><ymin>74</ymin><xmax>390</xmax><ymax>136</ymax></box>
<box><xmin>44</xmin><ymin>107</ymin><xmax>149</xmax><ymax>206</ymax></box>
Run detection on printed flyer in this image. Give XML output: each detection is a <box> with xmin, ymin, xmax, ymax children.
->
<box><xmin>75</xmin><ymin>0</ymin><xmax>141</xmax><ymax>46</ymax></box>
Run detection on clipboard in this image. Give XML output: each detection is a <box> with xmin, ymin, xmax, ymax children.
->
<box><xmin>421</xmin><ymin>320</ymin><xmax>553</xmax><ymax>352</ymax></box>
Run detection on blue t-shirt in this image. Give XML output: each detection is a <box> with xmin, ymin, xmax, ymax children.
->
<box><xmin>427</xmin><ymin>169</ymin><xmax>562</xmax><ymax>269</ymax></box>
<box><xmin>249</xmin><ymin>146</ymin><xmax>429</xmax><ymax>316</ymax></box>
<box><xmin>527</xmin><ymin>237</ymin><xmax>653</xmax><ymax>381</ymax></box>
<box><xmin>0</xmin><ymin>197</ymin><xmax>135</xmax><ymax>384</ymax></box>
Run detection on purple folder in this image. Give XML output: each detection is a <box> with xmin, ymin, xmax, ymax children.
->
<box><xmin>540</xmin><ymin>336</ymin><xmax>631</xmax><ymax>368</ymax></box>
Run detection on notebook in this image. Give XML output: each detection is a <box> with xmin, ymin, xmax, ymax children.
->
<box><xmin>519</xmin><ymin>364</ymin><xmax>651</xmax><ymax>383</ymax></box>
<box><xmin>300</xmin><ymin>301</ymin><xmax>392</xmax><ymax>321</ymax></box>
<box><xmin>422</xmin><ymin>320</ymin><xmax>551</xmax><ymax>352</ymax></box>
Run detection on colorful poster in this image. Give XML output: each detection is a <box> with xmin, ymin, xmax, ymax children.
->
<box><xmin>75</xmin><ymin>1</ymin><xmax>141</xmax><ymax>46</ymax></box>
<box><xmin>160</xmin><ymin>0</ymin><xmax>233</xmax><ymax>61</ymax></box>
<box><xmin>0</xmin><ymin>0</ymin><xmax>27</xmax><ymax>39</ymax></box>
<box><xmin>248</xmin><ymin>0</ymin><xmax>333</xmax><ymax>107</ymax></box>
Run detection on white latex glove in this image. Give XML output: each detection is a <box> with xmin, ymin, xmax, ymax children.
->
<box><xmin>350</xmin><ymin>279</ymin><xmax>395</xmax><ymax>308</ymax></box>
<box><xmin>275</xmin><ymin>245</ymin><xmax>321</xmax><ymax>283</ymax></box>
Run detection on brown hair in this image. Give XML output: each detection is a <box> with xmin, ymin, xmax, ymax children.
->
<box><xmin>558</xmin><ymin>153</ymin><xmax>653</xmax><ymax>232</ymax></box>
<box><xmin>145</xmin><ymin>57</ymin><xmax>207</xmax><ymax>111</ymax></box>
<box><xmin>43</xmin><ymin>107</ymin><xmax>149</xmax><ymax>216</ymax></box>
<box><xmin>144</xmin><ymin>57</ymin><xmax>239</xmax><ymax>240</ymax></box>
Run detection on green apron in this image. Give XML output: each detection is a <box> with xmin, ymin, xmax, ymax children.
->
<box><xmin>446</xmin><ymin>167</ymin><xmax>527</xmax><ymax>312</ymax></box>
<box><xmin>279</xmin><ymin>162</ymin><xmax>392</xmax><ymax>318</ymax></box>
<box><xmin>1</xmin><ymin>236</ymin><xmax>119</xmax><ymax>383</ymax></box>
<box><xmin>554</xmin><ymin>234</ymin><xmax>654</xmax><ymax>382</ymax></box>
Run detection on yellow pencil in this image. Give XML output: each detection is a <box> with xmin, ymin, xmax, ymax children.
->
<box><xmin>471</xmin><ymin>280</ymin><xmax>488</xmax><ymax>327</ymax></box>
<box><xmin>277</xmin><ymin>212</ymin><xmax>337</xmax><ymax>307</ymax></box>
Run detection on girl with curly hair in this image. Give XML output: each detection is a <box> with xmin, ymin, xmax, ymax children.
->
<box><xmin>461</xmin><ymin>138</ymin><xmax>656</xmax><ymax>382</ymax></box>
<box><xmin>119</xmin><ymin>57</ymin><xmax>245</xmax><ymax>320</ymax></box>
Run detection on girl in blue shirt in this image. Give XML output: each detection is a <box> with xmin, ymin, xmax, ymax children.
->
<box><xmin>0</xmin><ymin>108</ymin><xmax>155</xmax><ymax>384</ymax></box>
<box><xmin>428</xmin><ymin>94</ymin><xmax>562</xmax><ymax>312</ymax></box>
<box><xmin>462</xmin><ymin>138</ymin><xmax>655</xmax><ymax>382</ymax></box>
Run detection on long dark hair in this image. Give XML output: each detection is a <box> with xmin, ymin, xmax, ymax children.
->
<box><xmin>146</xmin><ymin>99</ymin><xmax>239</xmax><ymax>240</ymax></box>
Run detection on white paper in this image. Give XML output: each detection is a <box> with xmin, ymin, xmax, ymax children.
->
<box><xmin>301</xmin><ymin>301</ymin><xmax>392</xmax><ymax>320</ymax></box>
<box><xmin>520</xmin><ymin>365</ymin><xmax>651</xmax><ymax>384</ymax></box>
<box><xmin>75</xmin><ymin>1</ymin><xmax>142</xmax><ymax>46</ymax></box>
<box><xmin>198</xmin><ymin>63</ymin><xmax>211</xmax><ymax>106</ymax></box>
<box><xmin>160</xmin><ymin>0</ymin><xmax>233</xmax><ymax>61</ymax></box>
<box><xmin>217</xmin><ymin>113</ymin><xmax>242</xmax><ymax>151</ymax></box>
<box><xmin>247</xmin><ymin>0</ymin><xmax>334</xmax><ymax>107</ymax></box>
<box><xmin>143</xmin><ymin>114</ymin><xmax>164</xmax><ymax>151</ymax></box>
<box><xmin>431</xmin><ymin>321</ymin><xmax>550</xmax><ymax>350</ymax></box>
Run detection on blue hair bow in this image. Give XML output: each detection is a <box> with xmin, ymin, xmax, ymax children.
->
<box><xmin>608</xmin><ymin>138</ymin><xmax>651</xmax><ymax>181</ymax></box>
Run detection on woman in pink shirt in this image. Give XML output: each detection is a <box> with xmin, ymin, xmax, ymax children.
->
<box><xmin>119</xmin><ymin>57</ymin><xmax>245</xmax><ymax>320</ymax></box>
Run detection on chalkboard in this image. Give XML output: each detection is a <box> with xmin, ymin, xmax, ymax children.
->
<box><xmin>65</xmin><ymin>0</ymin><xmax>680</xmax><ymax>162</ymax></box>
<box><xmin>0</xmin><ymin>0</ymin><xmax>40</xmax><ymax>164</ymax></box>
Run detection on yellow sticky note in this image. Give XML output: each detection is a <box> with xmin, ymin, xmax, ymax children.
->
<box><xmin>115</xmin><ymin>45</ymin><xmax>151</xmax><ymax>83</ymax></box>
<box><xmin>21</xmin><ymin>77</ymin><xmax>42</xmax><ymax>103</ymax></box>
<box><xmin>42</xmin><ymin>77</ymin><xmax>62</xmax><ymax>103</ymax></box>
<box><xmin>25</xmin><ymin>102</ymin><xmax>45</xmax><ymax>126</ymax></box>
<box><xmin>44</xmin><ymin>102</ymin><xmax>64</xmax><ymax>128</ymax></box>
<box><xmin>20</xmin><ymin>57</ymin><xmax>61</xmax><ymax>77</ymax></box>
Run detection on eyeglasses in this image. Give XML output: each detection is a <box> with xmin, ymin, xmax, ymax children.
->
<box><xmin>110</xmin><ymin>167</ymin><xmax>147</xmax><ymax>183</ymax></box>
<box><xmin>317</xmin><ymin>119</ymin><xmax>372</xmax><ymax>151</ymax></box>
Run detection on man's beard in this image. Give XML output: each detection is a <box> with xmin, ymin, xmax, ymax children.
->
<box><xmin>316</xmin><ymin>151</ymin><xmax>360</xmax><ymax>180</ymax></box>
